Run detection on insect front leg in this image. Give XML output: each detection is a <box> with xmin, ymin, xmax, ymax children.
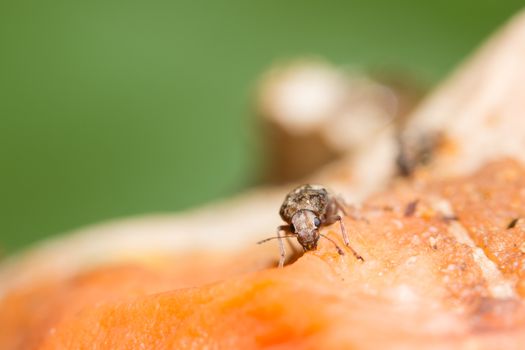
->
<box><xmin>276</xmin><ymin>225</ymin><xmax>289</xmax><ymax>268</ymax></box>
<box><xmin>334</xmin><ymin>195</ymin><xmax>350</xmax><ymax>216</ymax></box>
<box><xmin>334</xmin><ymin>196</ymin><xmax>369</xmax><ymax>223</ymax></box>
<box><xmin>333</xmin><ymin>215</ymin><xmax>364</xmax><ymax>262</ymax></box>
<box><xmin>285</xmin><ymin>235</ymin><xmax>301</xmax><ymax>261</ymax></box>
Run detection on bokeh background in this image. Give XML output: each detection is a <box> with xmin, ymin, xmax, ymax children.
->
<box><xmin>1</xmin><ymin>0</ymin><xmax>523</xmax><ymax>253</ymax></box>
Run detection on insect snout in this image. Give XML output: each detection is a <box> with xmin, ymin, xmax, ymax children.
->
<box><xmin>297</xmin><ymin>235</ymin><xmax>319</xmax><ymax>251</ymax></box>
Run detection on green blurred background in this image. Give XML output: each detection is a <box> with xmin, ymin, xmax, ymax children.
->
<box><xmin>1</xmin><ymin>1</ymin><xmax>523</xmax><ymax>253</ymax></box>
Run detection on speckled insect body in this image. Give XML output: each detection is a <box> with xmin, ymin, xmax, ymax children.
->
<box><xmin>280</xmin><ymin>185</ymin><xmax>332</xmax><ymax>250</ymax></box>
<box><xmin>260</xmin><ymin>184</ymin><xmax>363</xmax><ymax>268</ymax></box>
<box><xmin>279</xmin><ymin>185</ymin><xmax>331</xmax><ymax>223</ymax></box>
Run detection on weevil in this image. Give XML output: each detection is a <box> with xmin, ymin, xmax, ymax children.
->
<box><xmin>259</xmin><ymin>184</ymin><xmax>363</xmax><ymax>267</ymax></box>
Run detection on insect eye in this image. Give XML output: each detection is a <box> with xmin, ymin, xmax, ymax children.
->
<box><xmin>290</xmin><ymin>224</ymin><xmax>295</xmax><ymax>233</ymax></box>
<box><xmin>314</xmin><ymin>217</ymin><xmax>321</xmax><ymax>227</ymax></box>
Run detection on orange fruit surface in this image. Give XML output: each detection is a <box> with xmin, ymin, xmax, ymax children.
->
<box><xmin>2</xmin><ymin>159</ymin><xmax>525</xmax><ymax>349</ymax></box>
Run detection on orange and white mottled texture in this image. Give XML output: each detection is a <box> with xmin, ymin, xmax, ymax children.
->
<box><xmin>1</xmin><ymin>160</ymin><xmax>525</xmax><ymax>349</ymax></box>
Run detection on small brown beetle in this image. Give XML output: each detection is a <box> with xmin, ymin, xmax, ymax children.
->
<box><xmin>259</xmin><ymin>184</ymin><xmax>363</xmax><ymax>267</ymax></box>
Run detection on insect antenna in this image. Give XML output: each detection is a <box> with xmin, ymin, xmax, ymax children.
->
<box><xmin>319</xmin><ymin>233</ymin><xmax>344</xmax><ymax>255</ymax></box>
<box><xmin>257</xmin><ymin>235</ymin><xmax>296</xmax><ymax>244</ymax></box>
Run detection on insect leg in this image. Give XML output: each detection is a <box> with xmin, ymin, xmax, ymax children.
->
<box><xmin>277</xmin><ymin>225</ymin><xmax>289</xmax><ymax>268</ymax></box>
<box><xmin>285</xmin><ymin>235</ymin><xmax>301</xmax><ymax>260</ymax></box>
<box><xmin>335</xmin><ymin>196</ymin><xmax>369</xmax><ymax>223</ymax></box>
<box><xmin>335</xmin><ymin>215</ymin><xmax>364</xmax><ymax>261</ymax></box>
<box><xmin>334</xmin><ymin>196</ymin><xmax>350</xmax><ymax>216</ymax></box>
